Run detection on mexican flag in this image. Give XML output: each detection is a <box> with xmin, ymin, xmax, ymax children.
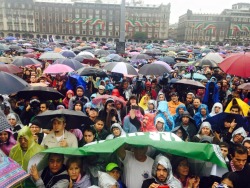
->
<box><xmin>42</xmin><ymin>132</ymin><xmax>227</xmax><ymax>168</ymax></box>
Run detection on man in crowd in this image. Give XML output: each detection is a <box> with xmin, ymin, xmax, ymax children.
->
<box><xmin>168</xmin><ymin>92</ymin><xmax>183</xmax><ymax>116</ymax></box>
<box><xmin>68</xmin><ymin>86</ymin><xmax>89</xmax><ymax>110</ymax></box>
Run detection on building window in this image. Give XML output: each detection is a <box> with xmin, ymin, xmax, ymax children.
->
<box><xmin>115</xmin><ymin>31</ymin><xmax>119</xmax><ymax>36</ymax></box>
<box><xmin>89</xmin><ymin>30</ymin><xmax>93</xmax><ymax>35</ymax></box>
<box><xmin>109</xmin><ymin>31</ymin><xmax>113</xmax><ymax>36</ymax></box>
<box><xmin>82</xmin><ymin>30</ymin><xmax>86</xmax><ymax>34</ymax></box>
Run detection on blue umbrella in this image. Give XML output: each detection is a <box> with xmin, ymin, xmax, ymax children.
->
<box><xmin>53</xmin><ymin>58</ymin><xmax>84</xmax><ymax>70</ymax></box>
<box><xmin>44</xmin><ymin>47</ymin><xmax>52</xmax><ymax>52</ymax></box>
<box><xmin>4</xmin><ymin>36</ymin><xmax>16</xmax><ymax>41</ymax></box>
<box><xmin>60</xmin><ymin>50</ymin><xmax>76</xmax><ymax>58</ymax></box>
<box><xmin>105</xmin><ymin>54</ymin><xmax>124</xmax><ymax>62</ymax></box>
<box><xmin>158</xmin><ymin>56</ymin><xmax>175</xmax><ymax>65</ymax></box>
<box><xmin>183</xmin><ymin>73</ymin><xmax>207</xmax><ymax>80</ymax></box>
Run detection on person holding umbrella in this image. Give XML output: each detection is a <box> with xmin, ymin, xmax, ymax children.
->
<box><xmin>41</xmin><ymin>116</ymin><xmax>78</xmax><ymax>148</ymax></box>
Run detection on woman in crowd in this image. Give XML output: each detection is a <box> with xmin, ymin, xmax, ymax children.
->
<box><xmin>106</xmin><ymin>123</ymin><xmax>126</xmax><ymax>140</ymax></box>
<box><xmin>62</xmin><ymin>90</ymin><xmax>74</xmax><ymax>109</ymax></box>
<box><xmin>7</xmin><ymin>112</ymin><xmax>23</xmax><ymax>140</ymax></box>
<box><xmin>0</xmin><ymin>129</ymin><xmax>16</xmax><ymax>156</ymax></box>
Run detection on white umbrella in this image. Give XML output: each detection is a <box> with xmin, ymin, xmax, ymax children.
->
<box><xmin>203</xmin><ymin>53</ymin><xmax>224</xmax><ymax>64</ymax></box>
<box><xmin>39</xmin><ymin>52</ymin><xmax>65</xmax><ymax>60</ymax></box>
<box><xmin>104</xmin><ymin>62</ymin><xmax>138</xmax><ymax>76</ymax></box>
<box><xmin>78</xmin><ymin>51</ymin><xmax>95</xmax><ymax>58</ymax></box>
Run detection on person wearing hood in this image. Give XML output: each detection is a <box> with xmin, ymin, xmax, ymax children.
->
<box><xmin>62</xmin><ymin>90</ymin><xmax>74</xmax><ymax>109</ymax></box>
<box><xmin>229</xmin><ymin>127</ymin><xmax>247</xmax><ymax>146</ymax></box>
<box><xmin>104</xmin><ymin>77</ymin><xmax>115</xmax><ymax>94</ymax></box>
<box><xmin>106</xmin><ymin>163</ymin><xmax>127</xmax><ymax>188</ymax></box>
<box><xmin>155</xmin><ymin>117</ymin><xmax>166</xmax><ymax>132</ymax></box>
<box><xmin>0</xmin><ymin>128</ymin><xmax>16</xmax><ymax>156</ymax></box>
<box><xmin>193</xmin><ymin>104</ymin><xmax>210</xmax><ymax>128</ymax></box>
<box><xmin>98</xmin><ymin>171</ymin><xmax>120</xmax><ymax>188</ymax></box>
<box><xmin>173</xmin><ymin>104</ymin><xmax>187</xmax><ymax>127</ymax></box>
<box><xmin>139</xmin><ymin>94</ymin><xmax>151</xmax><ymax>111</ymax></box>
<box><xmin>9</xmin><ymin>126</ymin><xmax>44</xmax><ymax>171</ymax></box>
<box><xmin>209</xmin><ymin>102</ymin><xmax>223</xmax><ymax>117</ymax></box>
<box><xmin>106</xmin><ymin>123</ymin><xmax>126</xmax><ymax>140</ymax></box>
<box><xmin>171</xmin><ymin>126</ymin><xmax>188</xmax><ymax>141</ymax></box>
<box><xmin>68</xmin><ymin>85</ymin><xmax>89</xmax><ymax>110</ymax></box>
<box><xmin>140</xmin><ymin>113</ymin><xmax>157</xmax><ymax>132</ymax></box>
<box><xmin>192</xmin><ymin>122</ymin><xmax>220</xmax><ymax>144</ymax></box>
<box><xmin>156</xmin><ymin>92</ymin><xmax>166</xmax><ymax>104</ymax></box>
<box><xmin>141</xmin><ymin>154</ymin><xmax>182</xmax><ymax>188</ymax></box>
<box><xmin>145</xmin><ymin>100</ymin><xmax>157</xmax><ymax>114</ymax></box>
<box><xmin>179</xmin><ymin>111</ymin><xmax>197</xmax><ymax>141</ymax></box>
<box><xmin>7</xmin><ymin>112</ymin><xmax>23</xmax><ymax>140</ymax></box>
<box><xmin>155</xmin><ymin>101</ymin><xmax>175</xmax><ymax>132</ymax></box>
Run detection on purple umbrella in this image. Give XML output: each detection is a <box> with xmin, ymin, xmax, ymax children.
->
<box><xmin>152</xmin><ymin>61</ymin><xmax>173</xmax><ymax>72</ymax></box>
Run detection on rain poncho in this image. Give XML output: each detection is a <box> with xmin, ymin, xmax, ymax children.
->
<box><xmin>141</xmin><ymin>113</ymin><xmax>157</xmax><ymax>132</ymax></box>
<box><xmin>173</xmin><ymin>104</ymin><xmax>187</xmax><ymax>126</ymax></box>
<box><xmin>202</xmin><ymin>78</ymin><xmax>219</xmax><ymax>109</ymax></box>
<box><xmin>106</xmin><ymin>123</ymin><xmax>126</xmax><ymax>140</ymax></box>
<box><xmin>231</xmin><ymin>127</ymin><xmax>247</xmax><ymax>143</ymax></box>
<box><xmin>193</xmin><ymin>104</ymin><xmax>210</xmax><ymax>128</ymax></box>
<box><xmin>151</xmin><ymin>155</ymin><xmax>182</xmax><ymax>188</ymax></box>
<box><xmin>139</xmin><ymin>95</ymin><xmax>150</xmax><ymax>110</ymax></box>
<box><xmin>209</xmin><ymin>102</ymin><xmax>223</xmax><ymax>117</ymax></box>
<box><xmin>225</xmin><ymin>98</ymin><xmax>250</xmax><ymax>116</ymax></box>
<box><xmin>155</xmin><ymin>101</ymin><xmax>175</xmax><ymax>131</ymax></box>
<box><xmin>98</xmin><ymin>171</ymin><xmax>120</xmax><ymax>188</ymax></box>
<box><xmin>0</xmin><ymin>129</ymin><xmax>16</xmax><ymax>156</ymax></box>
<box><xmin>9</xmin><ymin>126</ymin><xmax>44</xmax><ymax>171</ymax></box>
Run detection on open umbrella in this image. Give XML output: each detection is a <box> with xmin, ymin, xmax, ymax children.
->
<box><xmin>0</xmin><ymin>71</ymin><xmax>29</xmax><ymax>94</ymax></box>
<box><xmin>34</xmin><ymin>109</ymin><xmax>89</xmax><ymax>129</ymax></box>
<box><xmin>131</xmin><ymin>54</ymin><xmax>151</xmax><ymax>60</ymax></box>
<box><xmin>60</xmin><ymin>50</ymin><xmax>76</xmax><ymax>58</ymax></box>
<box><xmin>0</xmin><ymin>64</ymin><xmax>22</xmax><ymax>74</ymax></box>
<box><xmin>16</xmin><ymin>86</ymin><xmax>64</xmax><ymax>100</ymax></box>
<box><xmin>12</xmin><ymin>57</ymin><xmax>42</xmax><ymax>67</ymax></box>
<box><xmin>78</xmin><ymin>51</ymin><xmax>95</xmax><ymax>58</ymax></box>
<box><xmin>175</xmin><ymin>79</ymin><xmax>205</xmax><ymax>88</ymax></box>
<box><xmin>82</xmin><ymin>58</ymin><xmax>100</xmax><ymax>66</ymax></box>
<box><xmin>182</xmin><ymin>73</ymin><xmax>207</xmax><ymax>80</ymax></box>
<box><xmin>92</xmin><ymin>94</ymin><xmax>126</xmax><ymax>106</ymax></box>
<box><xmin>9</xmin><ymin>45</ymin><xmax>22</xmax><ymax>50</ymax></box>
<box><xmin>203</xmin><ymin>53</ymin><xmax>224</xmax><ymax>64</ymax></box>
<box><xmin>103</xmin><ymin>62</ymin><xmax>138</xmax><ymax>76</ymax></box>
<box><xmin>74</xmin><ymin>55</ymin><xmax>94</xmax><ymax>62</ymax></box>
<box><xmin>76</xmin><ymin>67</ymin><xmax>108</xmax><ymax>77</ymax></box>
<box><xmin>94</xmin><ymin>49</ymin><xmax>110</xmax><ymax>57</ymax></box>
<box><xmin>218</xmin><ymin>52</ymin><xmax>250</xmax><ymax>78</ymax></box>
<box><xmin>152</xmin><ymin>61</ymin><xmax>173</xmax><ymax>72</ymax></box>
<box><xmin>238</xmin><ymin>83</ymin><xmax>250</xmax><ymax>90</ymax></box>
<box><xmin>158</xmin><ymin>56</ymin><xmax>175</xmax><ymax>65</ymax></box>
<box><xmin>39</xmin><ymin>52</ymin><xmax>65</xmax><ymax>60</ymax></box>
<box><xmin>41</xmin><ymin>132</ymin><xmax>226</xmax><ymax>168</ymax></box>
<box><xmin>0</xmin><ymin>57</ymin><xmax>12</xmax><ymax>64</ymax></box>
<box><xmin>138</xmin><ymin>63</ymin><xmax>170</xmax><ymax>76</ymax></box>
<box><xmin>53</xmin><ymin>58</ymin><xmax>84</xmax><ymax>70</ymax></box>
<box><xmin>43</xmin><ymin>64</ymin><xmax>74</xmax><ymax>74</ymax></box>
<box><xmin>193</xmin><ymin>59</ymin><xmax>218</xmax><ymax>67</ymax></box>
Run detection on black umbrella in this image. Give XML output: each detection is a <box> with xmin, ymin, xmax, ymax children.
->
<box><xmin>53</xmin><ymin>58</ymin><xmax>84</xmax><ymax>70</ymax></box>
<box><xmin>34</xmin><ymin>109</ymin><xmax>89</xmax><ymax>129</ymax></box>
<box><xmin>16</xmin><ymin>86</ymin><xmax>64</xmax><ymax>100</ymax></box>
<box><xmin>158</xmin><ymin>56</ymin><xmax>175</xmax><ymax>65</ymax></box>
<box><xmin>76</xmin><ymin>67</ymin><xmax>108</xmax><ymax>77</ymax></box>
<box><xmin>131</xmin><ymin>54</ymin><xmax>151</xmax><ymax>60</ymax></box>
<box><xmin>204</xmin><ymin>112</ymin><xmax>246</xmax><ymax>133</ymax></box>
<box><xmin>194</xmin><ymin>59</ymin><xmax>218</xmax><ymax>67</ymax></box>
<box><xmin>12</xmin><ymin>57</ymin><xmax>42</xmax><ymax>67</ymax></box>
<box><xmin>175</xmin><ymin>79</ymin><xmax>205</xmax><ymax>88</ymax></box>
<box><xmin>138</xmin><ymin>64</ymin><xmax>170</xmax><ymax>76</ymax></box>
<box><xmin>0</xmin><ymin>71</ymin><xmax>29</xmax><ymax>94</ymax></box>
<box><xmin>74</xmin><ymin>55</ymin><xmax>94</xmax><ymax>62</ymax></box>
<box><xmin>9</xmin><ymin>45</ymin><xmax>22</xmax><ymax>50</ymax></box>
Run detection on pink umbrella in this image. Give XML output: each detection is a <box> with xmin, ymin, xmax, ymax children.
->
<box><xmin>152</xmin><ymin>61</ymin><xmax>173</xmax><ymax>72</ymax></box>
<box><xmin>92</xmin><ymin>94</ymin><xmax>126</xmax><ymax>106</ymax></box>
<box><xmin>25</xmin><ymin>49</ymin><xmax>34</xmax><ymax>53</ymax></box>
<box><xmin>43</xmin><ymin>64</ymin><xmax>74</xmax><ymax>74</ymax></box>
<box><xmin>128</xmin><ymin>51</ymin><xmax>140</xmax><ymax>57</ymax></box>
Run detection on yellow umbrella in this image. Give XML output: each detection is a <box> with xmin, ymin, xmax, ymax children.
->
<box><xmin>225</xmin><ymin>98</ymin><xmax>250</xmax><ymax>116</ymax></box>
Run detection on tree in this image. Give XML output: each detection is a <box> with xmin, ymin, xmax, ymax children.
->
<box><xmin>133</xmin><ymin>32</ymin><xmax>148</xmax><ymax>40</ymax></box>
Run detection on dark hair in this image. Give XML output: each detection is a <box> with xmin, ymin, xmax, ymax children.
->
<box><xmin>82</xmin><ymin>125</ymin><xmax>96</xmax><ymax>136</ymax></box>
<box><xmin>219</xmin><ymin>142</ymin><xmax>229</xmax><ymax>149</ymax></box>
<box><xmin>230</xmin><ymin>105</ymin><xmax>241</xmax><ymax>112</ymax></box>
<box><xmin>172</xmin><ymin>156</ymin><xmax>189</xmax><ymax>177</ymax></box>
<box><xmin>73</xmin><ymin>100</ymin><xmax>83</xmax><ymax>111</ymax></box>
<box><xmin>193</xmin><ymin>97</ymin><xmax>201</xmax><ymax>102</ymax></box>
<box><xmin>66</xmin><ymin>157</ymin><xmax>85</xmax><ymax>176</ymax></box>
<box><xmin>48</xmin><ymin>153</ymin><xmax>64</xmax><ymax>161</ymax></box>
<box><xmin>40</xmin><ymin>101</ymin><xmax>49</xmax><ymax>109</ymax></box>
<box><xmin>0</xmin><ymin>131</ymin><xmax>11</xmax><ymax>145</ymax></box>
<box><xmin>94</xmin><ymin>117</ymin><xmax>105</xmax><ymax>124</ymax></box>
<box><xmin>231</xmin><ymin>144</ymin><xmax>248</xmax><ymax>157</ymax></box>
<box><xmin>221</xmin><ymin>172</ymin><xmax>239</xmax><ymax>187</ymax></box>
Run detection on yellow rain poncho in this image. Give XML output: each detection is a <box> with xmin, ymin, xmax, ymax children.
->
<box><xmin>9</xmin><ymin>126</ymin><xmax>44</xmax><ymax>171</ymax></box>
<box><xmin>139</xmin><ymin>95</ymin><xmax>150</xmax><ymax>110</ymax></box>
<box><xmin>225</xmin><ymin>98</ymin><xmax>250</xmax><ymax>116</ymax></box>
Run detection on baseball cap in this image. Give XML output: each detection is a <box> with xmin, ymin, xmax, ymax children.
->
<box><xmin>51</xmin><ymin>116</ymin><xmax>66</xmax><ymax>122</ymax></box>
<box><xmin>90</xmin><ymin>107</ymin><xmax>98</xmax><ymax>112</ymax></box>
<box><xmin>106</xmin><ymin>163</ymin><xmax>121</xmax><ymax>172</ymax></box>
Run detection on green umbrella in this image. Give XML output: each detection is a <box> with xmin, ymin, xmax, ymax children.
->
<box><xmin>41</xmin><ymin>132</ymin><xmax>226</xmax><ymax>168</ymax></box>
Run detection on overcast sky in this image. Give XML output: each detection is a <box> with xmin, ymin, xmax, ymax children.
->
<box><xmin>142</xmin><ymin>0</ymin><xmax>245</xmax><ymax>24</ymax></box>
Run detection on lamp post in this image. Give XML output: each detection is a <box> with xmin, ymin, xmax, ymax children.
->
<box><xmin>116</xmin><ymin>0</ymin><xmax>126</xmax><ymax>54</ymax></box>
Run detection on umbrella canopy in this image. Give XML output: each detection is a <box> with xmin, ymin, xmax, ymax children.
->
<box><xmin>173</xmin><ymin>62</ymin><xmax>190</xmax><ymax>69</ymax></box>
<box><xmin>0</xmin><ymin>71</ymin><xmax>29</xmax><ymax>94</ymax></box>
<box><xmin>92</xmin><ymin>94</ymin><xmax>126</xmax><ymax>106</ymax></box>
<box><xmin>218</xmin><ymin>52</ymin><xmax>250</xmax><ymax>78</ymax></box>
<box><xmin>238</xmin><ymin>83</ymin><xmax>250</xmax><ymax>90</ymax></box>
<box><xmin>152</xmin><ymin>61</ymin><xmax>173</xmax><ymax>72</ymax></box>
<box><xmin>53</xmin><ymin>58</ymin><xmax>84</xmax><ymax>70</ymax></box>
<box><xmin>0</xmin><ymin>57</ymin><xmax>12</xmax><ymax>64</ymax></box>
<box><xmin>74</xmin><ymin>55</ymin><xmax>94</xmax><ymax>62</ymax></box>
<box><xmin>103</xmin><ymin>62</ymin><xmax>138</xmax><ymax>76</ymax></box>
<box><xmin>43</xmin><ymin>64</ymin><xmax>74</xmax><ymax>74</ymax></box>
<box><xmin>60</xmin><ymin>50</ymin><xmax>76</xmax><ymax>58</ymax></box>
<box><xmin>0</xmin><ymin>154</ymin><xmax>30</xmax><ymax>188</ymax></box>
<box><xmin>23</xmin><ymin>53</ymin><xmax>36</xmax><ymax>59</ymax></box>
<box><xmin>0</xmin><ymin>64</ymin><xmax>22</xmax><ymax>74</ymax></box>
<box><xmin>138</xmin><ymin>63</ymin><xmax>171</xmax><ymax>76</ymax></box>
<box><xmin>203</xmin><ymin>53</ymin><xmax>224</xmax><ymax>64</ymax></box>
<box><xmin>105</xmin><ymin>54</ymin><xmax>124</xmax><ymax>62</ymax></box>
<box><xmin>78</xmin><ymin>51</ymin><xmax>95</xmax><ymax>58</ymax></box>
<box><xmin>193</xmin><ymin>58</ymin><xmax>218</xmax><ymax>68</ymax></box>
<box><xmin>34</xmin><ymin>109</ymin><xmax>89</xmax><ymax>129</ymax></box>
<box><xmin>9</xmin><ymin>45</ymin><xmax>22</xmax><ymax>50</ymax></box>
<box><xmin>39</xmin><ymin>52</ymin><xmax>65</xmax><ymax>60</ymax></box>
<box><xmin>16</xmin><ymin>86</ymin><xmax>64</xmax><ymax>100</ymax></box>
<box><xmin>94</xmin><ymin>49</ymin><xmax>110</xmax><ymax>57</ymax></box>
<box><xmin>182</xmin><ymin>73</ymin><xmax>207</xmax><ymax>80</ymax></box>
<box><xmin>0</xmin><ymin>44</ymin><xmax>9</xmax><ymax>51</ymax></box>
<box><xmin>82</xmin><ymin>58</ymin><xmax>100</xmax><ymax>66</ymax></box>
<box><xmin>41</xmin><ymin>132</ymin><xmax>226</xmax><ymax>168</ymax></box>
<box><xmin>176</xmin><ymin>79</ymin><xmax>205</xmax><ymax>88</ymax></box>
<box><xmin>158</xmin><ymin>56</ymin><xmax>175</xmax><ymax>64</ymax></box>
<box><xmin>12</xmin><ymin>57</ymin><xmax>42</xmax><ymax>67</ymax></box>
<box><xmin>131</xmin><ymin>54</ymin><xmax>151</xmax><ymax>60</ymax></box>
<box><xmin>76</xmin><ymin>67</ymin><xmax>108</xmax><ymax>77</ymax></box>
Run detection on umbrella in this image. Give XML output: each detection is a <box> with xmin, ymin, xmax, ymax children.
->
<box><xmin>0</xmin><ymin>57</ymin><xmax>11</xmax><ymax>64</ymax></box>
<box><xmin>166</xmin><ymin>51</ymin><xmax>177</xmax><ymax>57</ymax></box>
<box><xmin>182</xmin><ymin>73</ymin><xmax>207</xmax><ymax>80</ymax></box>
<box><xmin>193</xmin><ymin>59</ymin><xmax>218</xmax><ymax>67</ymax></box>
<box><xmin>60</xmin><ymin>50</ymin><xmax>76</xmax><ymax>58</ymax></box>
<box><xmin>131</xmin><ymin>54</ymin><xmax>151</xmax><ymax>60</ymax></box>
<box><xmin>22</xmin><ymin>43</ymin><xmax>32</xmax><ymax>47</ymax></box>
<box><xmin>16</xmin><ymin>86</ymin><xmax>64</xmax><ymax>100</ymax></box>
<box><xmin>92</xmin><ymin>94</ymin><xmax>126</xmax><ymax>106</ymax></box>
<box><xmin>203</xmin><ymin>53</ymin><xmax>224</xmax><ymax>64</ymax></box>
<box><xmin>152</xmin><ymin>61</ymin><xmax>173</xmax><ymax>72</ymax></box>
<box><xmin>105</xmin><ymin>54</ymin><xmax>124</xmax><ymax>62</ymax></box>
<box><xmin>94</xmin><ymin>49</ymin><xmax>110</xmax><ymax>57</ymax></box>
<box><xmin>173</xmin><ymin>62</ymin><xmax>190</xmax><ymax>69</ymax></box>
<box><xmin>34</xmin><ymin>109</ymin><xmax>89</xmax><ymax>129</ymax></box>
<box><xmin>218</xmin><ymin>52</ymin><xmax>250</xmax><ymax>78</ymax></box>
<box><xmin>238</xmin><ymin>83</ymin><xmax>250</xmax><ymax>90</ymax></box>
<box><xmin>23</xmin><ymin>53</ymin><xmax>37</xmax><ymax>58</ymax></box>
<box><xmin>82</xmin><ymin>58</ymin><xmax>100</xmax><ymax>66</ymax></box>
<box><xmin>78</xmin><ymin>51</ymin><xmax>95</xmax><ymax>58</ymax></box>
<box><xmin>0</xmin><ymin>64</ymin><xmax>22</xmax><ymax>74</ymax></box>
<box><xmin>12</xmin><ymin>57</ymin><xmax>42</xmax><ymax>67</ymax></box>
<box><xmin>41</xmin><ymin>132</ymin><xmax>227</xmax><ymax>168</ymax></box>
<box><xmin>204</xmin><ymin>112</ymin><xmax>245</xmax><ymax>133</ymax></box>
<box><xmin>175</xmin><ymin>79</ymin><xmax>205</xmax><ymax>88</ymax></box>
<box><xmin>0</xmin><ymin>72</ymin><xmax>29</xmax><ymax>94</ymax></box>
<box><xmin>39</xmin><ymin>52</ymin><xmax>65</xmax><ymax>60</ymax></box>
<box><xmin>5</xmin><ymin>36</ymin><xmax>17</xmax><ymax>41</ymax></box>
<box><xmin>53</xmin><ymin>58</ymin><xmax>84</xmax><ymax>70</ymax></box>
<box><xmin>76</xmin><ymin>67</ymin><xmax>108</xmax><ymax>77</ymax></box>
<box><xmin>74</xmin><ymin>55</ymin><xmax>94</xmax><ymax>62</ymax></box>
<box><xmin>0</xmin><ymin>152</ymin><xmax>30</xmax><ymax>188</ymax></box>
<box><xmin>158</xmin><ymin>56</ymin><xmax>175</xmax><ymax>64</ymax></box>
<box><xmin>0</xmin><ymin>44</ymin><xmax>9</xmax><ymax>51</ymax></box>
<box><xmin>9</xmin><ymin>45</ymin><xmax>22</xmax><ymax>50</ymax></box>
<box><xmin>43</xmin><ymin>64</ymin><xmax>74</xmax><ymax>74</ymax></box>
<box><xmin>103</xmin><ymin>62</ymin><xmax>138</xmax><ymax>76</ymax></box>
<box><xmin>138</xmin><ymin>64</ymin><xmax>170</xmax><ymax>76</ymax></box>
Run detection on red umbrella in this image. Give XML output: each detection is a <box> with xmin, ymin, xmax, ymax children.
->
<box><xmin>82</xmin><ymin>58</ymin><xmax>100</xmax><ymax>66</ymax></box>
<box><xmin>0</xmin><ymin>64</ymin><xmax>22</xmax><ymax>74</ymax></box>
<box><xmin>218</xmin><ymin>52</ymin><xmax>250</xmax><ymax>78</ymax></box>
<box><xmin>92</xmin><ymin>94</ymin><xmax>126</xmax><ymax>106</ymax></box>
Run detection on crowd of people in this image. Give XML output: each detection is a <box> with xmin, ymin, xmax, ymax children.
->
<box><xmin>0</xmin><ymin>40</ymin><xmax>250</xmax><ymax>188</ymax></box>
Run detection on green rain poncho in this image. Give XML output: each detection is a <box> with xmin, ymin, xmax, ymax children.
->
<box><xmin>9</xmin><ymin>126</ymin><xmax>44</xmax><ymax>171</ymax></box>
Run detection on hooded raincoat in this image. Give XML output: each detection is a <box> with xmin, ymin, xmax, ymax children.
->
<box><xmin>193</xmin><ymin>104</ymin><xmax>210</xmax><ymax>128</ymax></box>
<box><xmin>0</xmin><ymin>129</ymin><xmax>16</xmax><ymax>156</ymax></box>
<box><xmin>106</xmin><ymin>123</ymin><xmax>126</xmax><ymax>140</ymax></box>
<box><xmin>209</xmin><ymin>102</ymin><xmax>223</xmax><ymax>117</ymax></box>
